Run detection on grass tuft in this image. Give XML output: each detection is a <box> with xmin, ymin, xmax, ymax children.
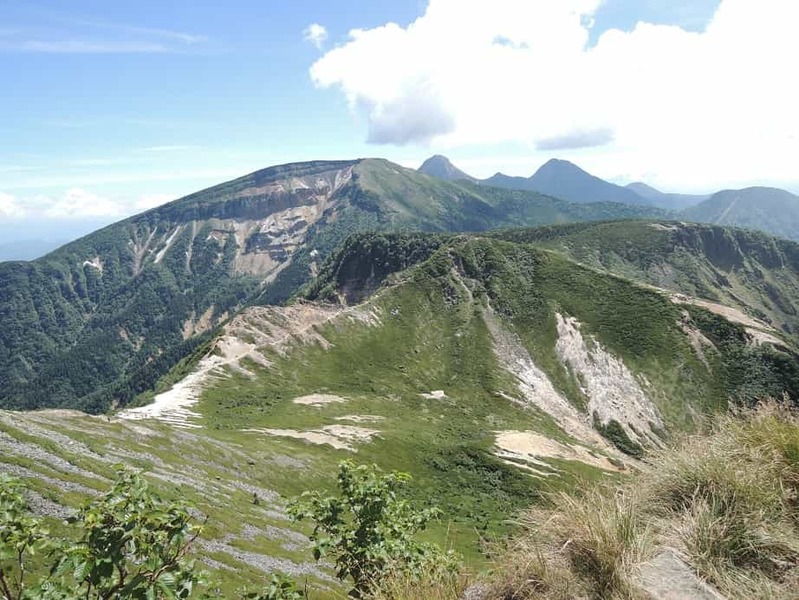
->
<box><xmin>449</xmin><ymin>401</ymin><xmax>799</xmax><ymax>600</ymax></box>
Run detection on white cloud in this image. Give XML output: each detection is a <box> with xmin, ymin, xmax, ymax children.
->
<box><xmin>303</xmin><ymin>23</ymin><xmax>328</xmax><ymax>49</ymax></box>
<box><xmin>0</xmin><ymin>19</ymin><xmax>207</xmax><ymax>54</ymax></box>
<box><xmin>0</xmin><ymin>188</ymin><xmax>179</xmax><ymax>222</ymax></box>
<box><xmin>310</xmin><ymin>0</ymin><xmax>799</xmax><ymax>189</ymax></box>
<box><xmin>0</xmin><ymin>193</ymin><xmax>25</xmax><ymax>218</ymax></box>
<box><xmin>3</xmin><ymin>40</ymin><xmax>171</xmax><ymax>53</ymax></box>
<box><xmin>43</xmin><ymin>188</ymin><xmax>122</xmax><ymax>218</ymax></box>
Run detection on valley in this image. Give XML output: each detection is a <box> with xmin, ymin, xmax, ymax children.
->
<box><xmin>3</xmin><ymin>223</ymin><xmax>798</xmax><ymax>594</ymax></box>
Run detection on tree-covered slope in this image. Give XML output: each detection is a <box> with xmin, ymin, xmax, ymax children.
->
<box><xmin>0</xmin><ymin>160</ymin><xmax>362</xmax><ymax>412</ymax></box>
<box><xmin>0</xmin><ymin>159</ymin><xmax>662</xmax><ymax>412</ymax></box>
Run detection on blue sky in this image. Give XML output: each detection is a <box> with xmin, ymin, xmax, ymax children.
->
<box><xmin>4</xmin><ymin>0</ymin><xmax>797</xmax><ymax>245</ymax></box>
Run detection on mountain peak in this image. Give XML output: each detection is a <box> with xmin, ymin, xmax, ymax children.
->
<box><xmin>527</xmin><ymin>158</ymin><xmax>650</xmax><ymax>206</ymax></box>
<box><xmin>626</xmin><ymin>182</ymin><xmax>664</xmax><ymax>199</ymax></box>
<box><xmin>534</xmin><ymin>158</ymin><xmax>589</xmax><ymax>177</ymax></box>
<box><xmin>418</xmin><ymin>155</ymin><xmax>475</xmax><ymax>182</ymax></box>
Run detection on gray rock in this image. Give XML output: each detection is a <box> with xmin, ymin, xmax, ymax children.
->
<box><xmin>460</xmin><ymin>583</ymin><xmax>490</xmax><ymax>600</ymax></box>
<box><xmin>634</xmin><ymin>548</ymin><xmax>726</xmax><ymax>600</ymax></box>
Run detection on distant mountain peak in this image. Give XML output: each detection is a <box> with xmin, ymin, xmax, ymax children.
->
<box><xmin>536</xmin><ymin>158</ymin><xmax>586</xmax><ymax>174</ymax></box>
<box><xmin>418</xmin><ymin>155</ymin><xmax>475</xmax><ymax>182</ymax></box>
<box><xmin>626</xmin><ymin>182</ymin><xmax>664</xmax><ymax>199</ymax></box>
<box><xmin>527</xmin><ymin>158</ymin><xmax>651</xmax><ymax>206</ymax></box>
<box><xmin>541</xmin><ymin>157</ymin><xmax>578</xmax><ymax>167</ymax></box>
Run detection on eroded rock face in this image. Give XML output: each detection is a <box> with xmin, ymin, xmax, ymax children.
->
<box><xmin>555</xmin><ymin>313</ymin><xmax>664</xmax><ymax>447</ymax></box>
<box><xmin>483</xmin><ymin>305</ymin><xmax>609</xmax><ymax>449</ymax></box>
<box><xmin>128</xmin><ymin>163</ymin><xmax>355</xmax><ymax>281</ymax></box>
<box><xmin>119</xmin><ymin>302</ymin><xmax>381</xmax><ymax>429</ymax></box>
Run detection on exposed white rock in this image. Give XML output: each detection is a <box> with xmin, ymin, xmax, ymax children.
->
<box><xmin>671</xmin><ymin>293</ymin><xmax>771</xmax><ymax>331</ymax></box>
<box><xmin>555</xmin><ymin>313</ymin><xmax>664</xmax><ymax>447</ymax></box>
<box><xmin>244</xmin><ymin>425</ymin><xmax>379</xmax><ymax>452</ymax></box>
<box><xmin>120</xmin><ymin>301</ymin><xmax>379</xmax><ymax>428</ymax></box>
<box><xmin>293</xmin><ymin>394</ymin><xmax>347</xmax><ymax>406</ymax></box>
<box><xmin>82</xmin><ymin>256</ymin><xmax>103</xmax><ymax>272</ymax></box>
<box><xmin>495</xmin><ymin>430</ymin><xmax>624</xmax><ymax>473</ymax></box>
<box><xmin>154</xmin><ymin>226</ymin><xmax>182</xmax><ymax>264</ymax></box>
<box><xmin>483</xmin><ymin>306</ymin><xmax>610</xmax><ymax>449</ymax></box>
<box><xmin>116</xmin><ymin>355</ymin><xmax>217</xmax><ymax>429</ymax></box>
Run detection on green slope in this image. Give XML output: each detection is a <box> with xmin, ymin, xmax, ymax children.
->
<box><xmin>3</xmin><ymin>229</ymin><xmax>799</xmax><ymax>593</ymax></box>
<box><xmin>0</xmin><ymin>159</ymin><xmax>662</xmax><ymax>412</ymax></box>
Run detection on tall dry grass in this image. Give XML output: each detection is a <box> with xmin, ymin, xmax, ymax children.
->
<box><xmin>373</xmin><ymin>402</ymin><xmax>799</xmax><ymax>599</ymax></box>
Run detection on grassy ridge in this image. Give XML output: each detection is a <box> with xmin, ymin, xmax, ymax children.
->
<box><xmin>196</xmin><ymin>233</ymin><xmax>799</xmax><ymax>565</ymax></box>
<box><xmin>492</xmin><ymin>220</ymin><xmax>799</xmax><ymax>336</ymax></box>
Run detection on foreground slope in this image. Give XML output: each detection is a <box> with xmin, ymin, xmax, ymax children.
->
<box><xmin>455</xmin><ymin>405</ymin><xmax>799</xmax><ymax>600</ymax></box>
<box><xmin>2</xmin><ymin>229</ymin><xmax>798</xmax><ymax>592</ymax></box>
<box><xmin>0</xmin><ymin>158</ymin><xmax>661</xmax><ymax>412</ymax></box>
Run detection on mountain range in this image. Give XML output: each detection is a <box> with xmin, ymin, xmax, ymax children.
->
<box><xmin>484</xmin><ymin>158</ymin><xmax>652</xmax><ymax>206</ymax></box>
<box><xmin>4</xmin><ymin>154</ymin><xmax>799</xmax><ymax>415</ymax></box>
<box><xmin>418</xmin><ymin>155</ymin><xmax>799</xmax><ymax>235</ymax></box>
<box><xmin>0</xmin><ymin>158</ymin><xmax>661</xmax><ymax>413</ymax></box>
<box><xmin>3</xmin><ymin>153</ymin><xmax>799</xmax><ymax>592</ymax></box>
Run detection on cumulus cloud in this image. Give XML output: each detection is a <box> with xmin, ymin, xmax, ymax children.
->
<box><xmin>303</xmin><ymin>23</ymin><xmax>328</xmax><ymax>49</ymax></box>
<box><xmin>0</xmin><ymin>188</ymin><xmax>176</xmax><ymax>221</ymax></box>
<box><xmin>310</xmin><ymin>0</ymin><xmax>799</xmax><ymax>187</ymax></box>
<box><xmin>0</xmin><ymin>193</ymin><xmax>25</xmax><ymax>218</ymax></box>
<box><xmin>43</xmin><ymin>188</ymin><xmax>122</xmax><ymax>218</ymax></box>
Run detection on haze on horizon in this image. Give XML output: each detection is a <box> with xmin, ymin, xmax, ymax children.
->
<box><xmin>0</xmin><ymin>0</ymin><xmax>796</xmax><ymax>249</ymax></box>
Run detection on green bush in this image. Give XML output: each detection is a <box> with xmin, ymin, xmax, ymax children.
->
<box><xmin>288</xmin><ymin>461</ymin><xmax>458</xmax><ymax>598</ymax></box>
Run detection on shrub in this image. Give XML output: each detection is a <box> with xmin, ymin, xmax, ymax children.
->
<box><xmin>0</xmin><ymin>468</ymin><xmax>204</xmax><ymax>599</ymax></box>
<box><xmin>288</xmin><ymin>460</ymin><xmax>458</xmax><ymax>598</ymax></box>
<box><xmin>0</xmin><ymin>475</ymin><xmax>50</xmax><ymax>599</ymax></box>
<box><xmin>242</xmin><ymin>574</ymin><xmax>305</xmax><ymax>600</ymax></box>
